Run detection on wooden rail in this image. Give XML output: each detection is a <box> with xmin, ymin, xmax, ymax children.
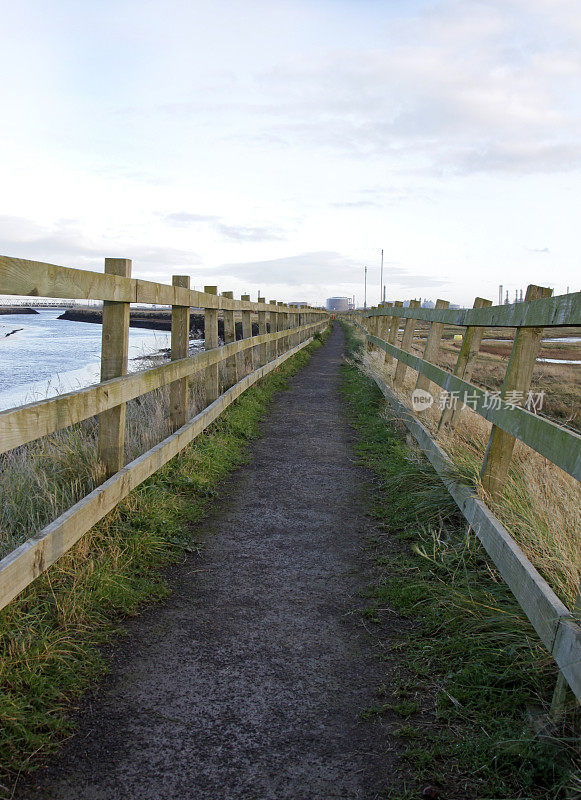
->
<box><xmin>347</xmin><ymin>286</ymin><xmax>581</xmax><ymax>708</ymax></box>
<box><xmin>361</xmin><ymin>329</ymin><xmax>580</xmax><ymax>481</ymax></box>
<box><xmin>366</xmin><ymin>292</ymin><xmax>581</xmax><ymax>328</ymax></box>
<box><xmin>0</xmin><ymin>255</ymin><xmax>328</xmax><ymax>608</ymax></box>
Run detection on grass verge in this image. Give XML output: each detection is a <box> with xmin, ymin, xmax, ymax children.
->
<box><xmin>339</xmin><ymin>322</ymin><xmax>580</xmax><ymax>800</ymax></box>
<box><xmin>352</xmin><ymin>324</ymin><xmax>580</xmax><ymax>610</ymax></box>
<box><xmin>0</xmin><ymin>332</ymin><xmax>328</xmax><ymax>796</ymax></box>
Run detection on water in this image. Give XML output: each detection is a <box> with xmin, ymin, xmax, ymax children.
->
<box><xmin>0</xmin><ymin>309</ymin><xmax>171</xmax><ymax>411</ymax></box>
<box><xmin>482</xmin><ymin>337</ymin><xmax>581</xmax><ymax>345</ymax></box>
<box><xmin>538</xmin><ymin>358</ymin><xmax>581</xmax><ymax>365</ymax></box>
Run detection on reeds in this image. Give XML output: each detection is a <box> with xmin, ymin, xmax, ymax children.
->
<box><xmin>0</xmin><ymin>355</ymin><xmax>210</xmax><ymax>560</ymax></box>
<box><xmin>359</xmin><ymin>338</ymin><xmax>580</xmax><ymax>611</ymax></box>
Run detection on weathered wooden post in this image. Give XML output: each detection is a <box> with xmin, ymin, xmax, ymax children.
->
<box><xmin>258</xmin><ymin>297</ymin><xmax>268</xmax><ymax>366</ymax></box>
<box><xmin>368</xmin><ymin>307</ymin><xmax>377</xmax><ymax>350</ymax></box>
<box><xmin>98</xmin><ymin>257</ymin><xmax>131</xmax><ymax>478</ymax></box>
<box><xmin>551</xmin><ymin>587</ymin><xmax>580</xmax><ymax>715</ymax></box>
<box><xmin>222</xmin><ymin>291</ymin><xmax>238</xmax><ymax>388</ymax></box>
<box><xmin>277</xmin><ymin>302</ymin><xmax>287</xmax><ymax>355</ymax></box>
<box><xmin>381</xmin><ymin>302</ymin><xmax>393</xmax><ymax>364</ymax></box>
<box><xmin>438</xmin><ymin>296</ymin><xmax>492</xmax><ymax>431</ymax></box>
<box><xmin>365</xmin><ymin>307</ymin><xmax>374</xmax><ymax>352</ymax></box>
<box><xmin>289</xmin><ymin>305</ymin><xmax>296</xmax><ymax>348</ymax></box>
<box><xmin>393</xmin><ymin>300</ymin><xmax>420</xmax><ymax>389</ymax></box>
<box><xmin>286</xmin><ymin>305</ymin><xmax>293</xmax><ymax>349</ymax></box>
<box><xmin>415</xmin><ymin>299</ymin><xmax>450</xmax><ymax>394</ymax></box>
<box><xmin>386</xmin><ymin>300</ymin><xmax>403</xmax><ymax>367</ymax></box>
<box><xmin>269</xmin><ymin>300</ymin><xmax>278</xmax><ymax>356</ymax></box>
<box><xmin>480</xmin><ymin>284</ymin><xmax>553</xmax><ymax>498</ymax></box>
<box><xmin>276</xmin><ymin>302</ymin><xmax>284</xmax><ymax>355</ymax></box>
<box><xmin>170</xmin><ymin>275</ymin><xmax>190</xmax><ymax>431</ymax></box>
<box><xmin>204</xmin><ymin>285</ymin><xmax>219</xmax><ymax>405</ymax></box>
<box><xmin>240</xmin><ymin>294</ymin><xmax>253</xmax><ymax>375</ymax></box>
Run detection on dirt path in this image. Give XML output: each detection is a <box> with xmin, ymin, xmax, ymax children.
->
<box><xmin>20</xmin><ymin>326</ymin><xmax>400</xmax><ymax>800</ymax></box>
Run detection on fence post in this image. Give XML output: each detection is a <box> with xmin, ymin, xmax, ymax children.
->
<box><xmin>416</xmin><ymin>299</ymin><xmax>450</xmax><ymax>394</ymax></box>
<box><xmin>277</xmin><ymin>302</ymin><xmax>286</xmax><ymax>355</ymax></box>
<box><xmin>270</xmin><ymin>300</ymin><xmax>278</xmax><ymax>356</ymax></box>
<box><xmin>98</xmin><ymin>257</ymin><xmax>131</xmax><ymax>478</ymax></box>
<box><xmin>366</xmin><ymin>307</ymin><xmax>375</xmax><ymax>352</ymax></box>
<box><xmin>438</xmin><ymin>296</ymin><xmax>492</xmax><ymax>431</ymax></box>
<box><xmin>376</xmin><ymin>303</ymin><xmax>387</xmax><ymax>352</ymax></box>
<box><xmin>240</xmin><ymin>294</ymin><xmax>253</xmax><ymax>375</ymax></box>
<box><xmin>289</xmin><ymin>305</ymin><xmax>297</xmax><ymax>348</ymax></box>
<box><xmin>551</xmin><ymin>586</ymin><xmax>580</xmax><ymax>716</ymax></box>
<box><xmin>394</xmin><ymin>300</ymin><xmax>420</xmax><ymax>389</ymax></box>
<box><xmin>258</xmin><ymin>297</ymin><xmax>268</xmax><ymax>366</ymax></box>
<box><xmin>222</xmin><ymin>291</ymin><xmax>238</xmax><ymax>388</ymax></box>
<box><xmin>381</xmin><ymin>302</ymin><xmax>393</xmax><ymax>364</ymax></box>
<box><xmin>170</xmin><ymin>275</ymin><xmax>190</xmax><ymax>431</ymax></box>
<box><xmin>277</xmin><ymin>302</ymin><xmax>284</xmax><ymax>354</ymax></box>
<box><xmin>370</xmin><ymin>306</ymin><xmax>380</xmax><ymax>352</ymax></box>
<box><xmin>204</xmin><ymin>286</ymin><xmax>219</xmax><ymax>405</ymax></box>
<box><xmin>287</xmin><ymin>304</ymin><xmax>292</xmax><ymax>349</ymax></box>
<box><xmin>480</xmin><ymin>284</ymin><xmax>553</xmax><ymax>499</ymax></box>
<box><xmin>387</xmin><ymin>300</ymin><xmax>403</xmax><ymax>367</ymax></box>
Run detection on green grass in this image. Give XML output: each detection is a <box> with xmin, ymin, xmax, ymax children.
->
<box><xmin>0</xmin><ymin>332</ymin><xmax>328</xmax><ymax>795</ymax></box>
<box><xmin>339</xmin><ymin>321</ymin><xmax>580</xmax><ymax>800</ymax></box>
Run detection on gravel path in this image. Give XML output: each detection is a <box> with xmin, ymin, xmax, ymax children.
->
<box><xmin>20</xmin><ymin>325</ymin><xmax>399</xmax><ymax>800</ymax></box>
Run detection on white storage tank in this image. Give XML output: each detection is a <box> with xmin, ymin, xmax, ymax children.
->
<box><xmin>326</xmin><ymin>297</ymin><xmax>350</xmax><ymax>312</ymax></box>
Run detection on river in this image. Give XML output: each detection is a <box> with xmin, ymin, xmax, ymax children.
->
<box><xmin>0</xmin><ymin>309</ymin><xmax>171</xmax><ymax>411</ymax></box>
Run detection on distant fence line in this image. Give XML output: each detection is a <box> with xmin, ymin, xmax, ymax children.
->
<box><xmin>347</xmin><ymin>285</ymin><xmax>580</xmax><ymax>710</ymax></box>
<box><xmin>0</xmin><ymin>255</ymin><xmax>329</xmax><ymax>612</ymax></box>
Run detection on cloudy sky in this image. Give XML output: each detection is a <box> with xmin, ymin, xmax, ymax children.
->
<box><xmin>1</xmin><ymin>0</ymin><xmax>579</xmax><ymax>307</ymax></box>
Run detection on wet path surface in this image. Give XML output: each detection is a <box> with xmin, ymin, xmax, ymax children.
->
<box><xmin>20</xmin><ymin>326</ymin><xmax>398</xmax><ymax>800</ymax></box>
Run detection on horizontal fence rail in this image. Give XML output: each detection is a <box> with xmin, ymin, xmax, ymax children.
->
<box><xmin>0</xmin><ymin>325</ymin><xmax>318</xmax><ymax>454</ymax></box>
<box><xmin>0</xmin><ymin>255</ymin><xmax>304</xmax><ymax>313</ymax></box>
<box><xmin>365</xmin><ymin>291</ymin><xmax>581</xmax><ymax>328</ymax></box>
<box><xmin>0</xmin><ymin>255</ymin><xmax>329</xmax><ymax>609</ymax></box>
<box><xmin>359</xmin><ymin>325</ymin><xmax>581</xmax><ymax>482</ymax></box>
<box><xmin>346</xmin><ymin>284</ymin><xmax>580</xmax><ymax>708</ymax></box>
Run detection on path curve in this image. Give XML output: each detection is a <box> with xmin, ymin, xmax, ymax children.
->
<box><xmin>20</xmin><ymin>326</ymin><xmax>398</xmax><ymax>800</ymax></box>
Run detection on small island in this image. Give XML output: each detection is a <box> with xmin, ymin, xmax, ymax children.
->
<box><xmin>0</xmin><ymin>307</ymin><xmax>38</xmax><ymax>315</ymax></box>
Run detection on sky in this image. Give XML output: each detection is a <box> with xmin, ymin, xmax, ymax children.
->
<box><xmin>0</xmin><ymin>0</ymin><xmax>580</xmax><ymax>308</ymax></box>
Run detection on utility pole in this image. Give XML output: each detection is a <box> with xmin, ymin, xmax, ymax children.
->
<box><xmin>364</xmin><ymin>266</ymin><xmax>367</xmax><ymax>309</ymax></box>
<box><xmin>380</xmin><ymin>249</ymin><xmax>383</xmax><ymax>306</ymax></box>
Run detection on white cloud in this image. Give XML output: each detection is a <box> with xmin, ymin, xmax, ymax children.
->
<box><xmin>219</xmin><ymin>251</ymin><xmax>450</xmax><ymax>291</ymax></box>
<box><xmin>0</xmin><ymin>215</ymin><xmax>198</xmax><ymax>271</ymax></box>
<box><xmin>0</xmin><ymin>0</ymin><xmax>579</xmax><ymax>306</ymax></box>
<box><xmin>163</xmin><ymin>212</ymin><xmax>286</xmax><ymax>242</ymax></box>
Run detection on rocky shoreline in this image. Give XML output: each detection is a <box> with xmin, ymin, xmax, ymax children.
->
<box><xmin>0</xmin><ymin>307</ymin><xmax>38</xmax><ymax>315</ymax></box>
<box><xmin>59</xmin><ymin>308</ymin><xmax>205</xmax><ymax>336</ymax></box>
<box><xmin>58</xmin><ymin>308</ymin><xmax>261</xmax><ymax>339</ymax></box>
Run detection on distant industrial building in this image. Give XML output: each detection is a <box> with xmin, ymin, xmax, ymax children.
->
<box><xmin>326</xmin><ymin>297</ymin><xmax>354</xmax><ymax>312</ymax></box>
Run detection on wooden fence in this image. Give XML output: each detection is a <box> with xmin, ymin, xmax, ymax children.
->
<box><xmin>347</xmin><ymin>285</ymin><xmax>581</xmax><ymax>709</ymax></box>
<box><xmin>0</xmin><ymin>255</ymin><xmax>328</xmax><ymax>610</ymax></box>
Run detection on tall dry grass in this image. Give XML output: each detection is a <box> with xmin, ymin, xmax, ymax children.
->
<box><xmin>0</xmin><ymin>346</ymin><xmax>253</xmax><ymax>560</ymax></box>
<box><xmin>358</xmin><ymin>332</ymin><xmax>580</xmax><ymax>611</ymax></box>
